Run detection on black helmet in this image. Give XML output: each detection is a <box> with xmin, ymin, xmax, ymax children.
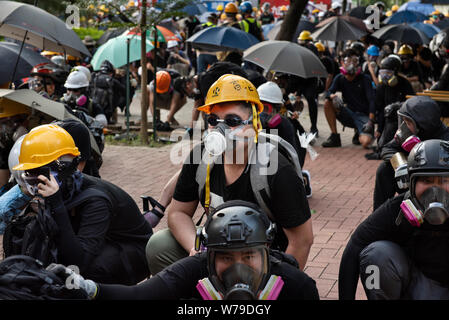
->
<box><xmin>350</xmin><ymin>41</ymin><xmax>365</xmax><ymax>56</ymax></box>
<box><xmin>408</xmin><ymin>139</ymin><xmax>449</xmax><ymax>201</ymax></box>
<box><xmin>100</xmin><ymin>60</ymin><xmax>114</xmax><ymax>74</ymax></box>
<box><xmin>380</xmin><ymin>56</ymin><xmax>401</xmax><ymax>72</ymax></box>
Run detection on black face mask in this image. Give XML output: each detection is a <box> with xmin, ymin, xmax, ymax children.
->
<box><xmin>221</xmin><ymin>263</ymin><xmax>259</xmax><ymax>300</ymax></box>
<box><xmin>394</xmin><ymin>120</ymin><xmax>415</xmax><ymax>145</ymax></box>
<box><xmin>419</xmin><ymin>186</ymin><xmax>449</xmax><ymax>225</ymax></box>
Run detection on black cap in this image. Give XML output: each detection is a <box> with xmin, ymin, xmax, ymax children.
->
<box><xmin>53</xmin><ymin>119</ymin><xmax>92</xmax><ymax>162</ymax></box>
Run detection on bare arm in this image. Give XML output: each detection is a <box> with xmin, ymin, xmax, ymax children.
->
<box><xmin>167</xmin><ymin>198</ymin><xmax>199</xmax><ymax>255</ymax></box>
<box><xmin>283</xmin><ymin>219</ymin><xmax>314</xmax><ymax>270</ymax></box>
<box><xmin>158</xmin><ymin>169</ymin><xmax>181</xmax><ymax>209</ymax></box>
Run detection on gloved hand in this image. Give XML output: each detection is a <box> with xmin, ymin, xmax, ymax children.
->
<box><xmin>361</xmin><ymin>119</ymin><xmax>375</xmax><ymax>137</ymax></box>
<box><xmin>144</xmin><ymin>208</ymin><xmax>164</xmax><ymax>228</ymax></box>
<box><xmin>46</xmin><ymin>263</ymin><xmax>98</xmax><ymax>300</ymax></box>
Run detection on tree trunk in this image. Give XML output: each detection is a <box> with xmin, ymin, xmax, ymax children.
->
<box><xmin>140</xmin><ymin>0</ymin><xmax>149</xmax><ymax>144</ymax></box>
<box><xmin>275</xmin><ymin>0</ymin><xmax>308</xmax><ymax>41</ymax></box>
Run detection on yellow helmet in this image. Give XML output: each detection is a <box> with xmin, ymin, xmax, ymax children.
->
<box><xmin>236</xmin><ymin>13</ymin><xmax>242</xmax><ymax>20</ymax></box>
<box><xmin>280</xmin><ymin>5</ymin><xmax>288</xmax><ymax>12</ymax></box>
<box><xmin>315</xmin><ymin>42</ymin><xmax>325</xmax><ymax>52</ymax></box>
<box><xmin>13</xmin><ymin>124</ymin><xmax>80</xmax><ymax>171</ymax></box>
<box><xmin>40</xmin><ymin>51</ymin><xmax>60</xmax><ymax>57</ymax></box>
<box><xmin>0</xmin><ymin>100</ymin><xmax>30</xmax><ymax>119</ymax></box>
<box><xmin>398</xmin><ymin>44</ymin><xmax>413</xmax><ymax>56</ymax></box>
<box><xmin>224</xmin><ymin>2</ymin><xmax>238</xmax><ymax>13</ymax></box>
<box><xmin>312</xmin><ymin>9</ymin><xmax>320</xmax><ymax>14</ymax></box>
<box><xmin>198</xmin><ymin>74</ymin><xmax>263</xmax><ymax>114</ymax></box>
<box><xmin>432</xmin><ymin>10</ymin><xmax>441</xmax><ymax>15</ymax></box>
<box><xmin>216</xmin><ymin>4</ymin><xmax>223</xmax><ymax>11</ymax></box>
<box><xmin>391</xmin><ymin>4</ymin><xmax>399</xmax><ymax>12</ymax></box>
<box><xmin>220</xmin><ymin>13</ymin><xmax>227</xmax><ymax>20</ymax></box>
<box><xmin>386</xmin><ymin>10</ymin><xmax>392</xmax><ymax>17</ymax></box>
<box><xmin>298</xmin><ymin>30</ymin><xmax>313</xmax><ymax>41</ymax></box>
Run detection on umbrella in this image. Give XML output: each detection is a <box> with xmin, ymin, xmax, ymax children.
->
<box><xmin>159</xmin><ymin>18</ymin><xmax>180</xmax><ymax>34</ymax></box>
<box><xmin>398</xmin><ymin>1</ymin><xmax>435</xmax><ymax>16</ymax></box>
<box><xmin>311</xmin><ymin>17</ymin><xmax>368</xmax><ymax>42</ymax></box>
<box><xmin>97</xmin><ymin>28</ymin><xmax>127</xmax><ymax>46</ymax></box>
<box><xmin>385</xmin><ymin>10</ymin><xmax>428</xmax><ymax>24</ymax></box>
<box><xmin>183</xmin><ymin>3</ymin><xmax>208</xmax><ymax>16</ymax></box>
<box><xmin>127</xmin><ymin>26</ymin><xmax>180</xmax><ymax>43</ymax></box>
<box><xmin>372</xmin><ymin>24</ymin><xmax>429</xmax><ymax>44</ymax></box>
<box><xmin>187</xmin><ymin>26</ymin><xmax>260</xmax><ymax>52</ymax></box>
<box><xmin>0</xmin><ymin>41</ymin><xmax>51</xmax><ymax>84</ymax></box>
<box><xmin>348</xmin><ymin>6</ymin><xmax>370</xmax><ymax>20</ymax></box>
<box><xmin>243</xmin><ymin>40</ymin><xmax>328</xmax><ymax>78</ymax></box>
<box><xmin>435</xmin><ymin>19</ymin><xmax>449</xmax><ymax>30</ymax></box>
<box><xmin>91</xmin><ymin>35</ymin><xmax>154</xmax><ymax>71</ymax></box>
<box><xmin>0</xmin><ymin>89</ymin><xmax>100</xmax><ymax>155</ymax></box>
<box><xmin>410</xmin><ymin>22</ymin><xmax>441</xmax><ymax>39</ymax></box>
<box><xmin>0</xmin><ymin>1</ymin><xmax>90</xmax><ymax>57</ymax></box>
<box><xmin>267</xmin><ymin>20</ymin><xmax>316</xmax><ymax>41</ymax></box>
<box><xmin>317</xmin><ymin>15</ymin><xmax>370</xmax><ymax>33</ymax></box>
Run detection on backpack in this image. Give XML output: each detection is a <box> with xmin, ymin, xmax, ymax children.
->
<box><xmin>0</xmin><ymin>255</ymin><xmax>87</xmax><ymax>300</ymax></box>
<box><xmin>3</xmin><ymin>188</ymin><xmax>109</xmax><ymax>266</ymax></box>
<box><xmin>240</xmin><ymin>18</ymin><xmax>263</xmax><ymax>41</ymax></box>
<box><xmin>195</xmin><ymin>132</ymin><xmax>303</xmax><ymax>222</ymax></box>
<box><xmin>91</xmin><ymin>73</ymin><xmax>115</xmax><ymax>116</ymax></box>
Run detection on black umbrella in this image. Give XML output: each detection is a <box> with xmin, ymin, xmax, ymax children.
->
<box><xmin>372</xmin><ymin>24</ymin><xmax>429</xmax><ymax>44</ymax></box>
<box><xmin>348</xmin><ymin>6</ymin><xmax>369</xmax><ymax>20</ymax></box>
<box><xmin>435</xmin><ymin>19</ymin><xmax>449</xmax><ymax>30</ymax></box>
<box><xmin>311</xmin><ymin>16</ymin><xmax>368</xmax><ymax>41</ymax></box>
<box><xmin>97</xmin><ymin>28</ymin><xmax>127</xmax><ymax>46</ymax></box>
<box><xmin>267</xmin><ymin>19</ymin><xmax>316</xmax><ymax>41</ymax></box>
<box><xmin>0</xmin><ymin>41</ymin><xmax>50</xmax><ymax>84</ymax></box>
<box><xmin>0</xmin><ymin>1</ymin><xmax>90</xmax><ymax>57</ymax></box>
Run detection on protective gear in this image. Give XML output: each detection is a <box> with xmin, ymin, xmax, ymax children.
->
<box><xmin>340</xmin><ymin>64</ymin><xmax>360</xmax><ymax>76</ymax></box>
<box><xmin>64</xmin><ymin>70</ymin><xmax>89</xmax><ymax>89</ymax></box>
<box><xmin>298</xmin><ymin>30</ymin><xmax>312</xmax><ymax>41</ymax></box>
<box><xmin>367</xmin><ymin>45</ymin><xmax>380</xmax><ymax>57</ymax></box>
<box><xmin>392</xmin><ymin>4</ymin><xmax>399</xmax><ymax>12</ymax></box>
<box><xmin>378</xmin><ymin>69</ymin><xmax>398</xmax><ymax>87</ymax></box>
<box><xmin>315</xmin><ymin>42</ymin><xmax>325</xmax><ymax>53</ymax></box>
<box><xmin>398</xmin><ymin>44</ymin><xmax>413</xmax><ymax>56</ymax></box>
<box><xmin>100</xmin><ymin>60</ymin><xmax>114</xmax><ymax>74</ymax></box>
<box><xmin>400</xmin><ymin>140</ymin><xmax>449</xmax><ymax>226</ymax></box>
<box><xmin>257</xmin><ymin>81</ymin><xmax>283</xmax><ymax>105</ymax></box>
<box><xmin>380</xmin><ymin>56</ymin><xmax>401</xmax><ymax>73</ymax></box>
<box><xmin>390</xmin><ymin>152</ymin><xmax>409</xmax><ymax>190</ymax></box>
<box><xmin>195</xmin><ymin>201</ymin><xmax>276</xmax><ymax>300</ymax></box>
<box><xmin>155</xmin><ymin>71</ymin><xmax>171</xmax><ymax>94</ymax></box>
<box><xmin>13</xmin><ymin>124</ymin><xmax>80</xmax><ymax>171</ymax></box>
<box><xmin>361</xmin><ymin>119</ymin><xmax>375</xmax><ymax>137</ymax></box>
<box><xmin>350</xmin><ymin>42</ymin><xmax>365</xmax><ymax>56</ymax></box>
<box><xmin>224</xmin><ymin>2</ymin><xmax>238</xmax><ymax>14</ymax></box>
<box><xmin>166</xmin><ymin>40</ymin><xmax>178</xmax><ymax>49</ymax></box>
<box><xmin>71</xmin><ymin>66</ymin><xmax>91</xmax><ymax>82</ymax></box>
<box><xmin>50</xmin><ymin>56</ymin><xmax>67</xmax><ymax>69</ymax></box>
<box><xmin>394</xmin><ymin>118</ymin><xmax>417</xmax><ymax>147</ymax></box>
<box><xmin>280</xmin><ymin>5</ymin><xmax>287</xmax><ymax>12</ymax></box>
<box><xmin>216</xmin><ymin>4</ymin><xmax>223</xmax><ymax>11</ymax></box>
<box><xmin>142</xmin><ymin>195</ymin><xmax>165</xmax><ymax>228</ymax></box>
<box><xmin>331</xmin><ymin>2</ymin><xmax>341</xmax><ymax>10</ymax></box>
<box><xmin>239</xmin><ymin>1</ymin><xmax>252</xmax><ymax>14</ymax></box>
<box><xmin>30</xmin><ymin>63</ymin><xmax>56</xmax><ymax>79</ymax></box>
<box><xmin>8</xmin><ymin>135</ymin><xmax>27</xmax><ymax>189</ymax></box>
<box><xmin>0</xmin><ymin>102</ymin><xmax>30</xmax><ymax>119</ymax></box>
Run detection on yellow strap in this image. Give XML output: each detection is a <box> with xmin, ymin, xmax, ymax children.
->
<box><xmin>205</xmin><ymin>162</ymin><xmax>211</xmax><ymax>208</ymax></box>
<box><xmin>252</xmin><ymin>103</ymin><xmax>261</xmax><ymax>143</ymax></box>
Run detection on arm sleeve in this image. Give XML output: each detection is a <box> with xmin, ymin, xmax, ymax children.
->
<box><xmin>325</xmin><ymin>74</ymin><xmax>340</xmax><ymax>99</ymax></box>
<box><xmin>364</xmin><ymin>75</ymin><xmax>376</xmax><ymax>114</ymax></box>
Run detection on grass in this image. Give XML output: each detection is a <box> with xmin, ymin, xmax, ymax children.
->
<box><xmin>105</xmin><ymin>133</ymin><xmax>171</xmax><ymax>148</ymax></box>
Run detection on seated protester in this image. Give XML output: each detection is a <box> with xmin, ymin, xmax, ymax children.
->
<box><xmin>371</xmin><ymin>56</ymin><xmax>415</xmax><ymax>156</ymax></box>
<box><xmin>63</xmin><ymin>70</ymin><xmax>107</xmax><ymax>127</ymax></box>
<box><xmin>417</xmin><ymin>47</ymin><xmax>434</xmax><ymax>89</ymax></box>
<box><xmin>166</xmin><ymin>40</ymin><xmax>191</xmax><ymax>77</ymax></box>
<box><xmin>148</xmin><ymin>70</ymin><xmax>196</xmax><ymax>131</ymax></box>
<box><xmin>322</xmin><ymin>49</ymin><xmax>376</xmax><ymax>149</ymax></box>
<box><xmin>90</xmin><ymin>60</ymin><xmax>126</xmax><ymax>124</ymax></box>
<box><xmin>398</xmin><ymin>44</ymin><xmax>424</xmax><ymax>93</ymax></box>
<box><xmin>373</xmin><ymin>96</ymin><xmax>449</xmax><ymax>210</ymax></box>
<box><xmin>12</xmin><ymin>124</ymin><xmax>153</xmax><ymax>285</ymax></box>
<box><xmin>340</xmin><ymin>140</ymin><xmax>449</xmax><ymax>300</ymax></box>
<box><xmin>362</xmin><ymin>45</ymin><xmax>381</xmax><ymax>87</ymax></box>
<box><xmin>257</xmin><ymin>81</ymin><xmax>311</xmax><ymax>198</ymax></box>
<box><xmin>146</xmin><ymin>75</ymin><xmax>313</xmax><ymax>275</ymax></box>
<box><xmin>48</xmin><ymin>201</ymin><xmax>320</xmax><ymax>300</ymax></box>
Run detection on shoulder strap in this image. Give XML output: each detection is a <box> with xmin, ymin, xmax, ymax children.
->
<box><xmin>65</xmin><ymin>187</ymin><xmax>111</xmax><ymax>211</ymax></box>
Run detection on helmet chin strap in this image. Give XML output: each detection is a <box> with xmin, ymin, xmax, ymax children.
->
<box><xmin>251</xmin><ymin>103</ymin><xmax>262</xmax><ymax>143</ymax></box>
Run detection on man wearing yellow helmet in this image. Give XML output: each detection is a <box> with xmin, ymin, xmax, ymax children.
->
<box><xmin>11</xmin><ymin>124</ymin><xmax>153</xmax><ymax>285</ymax></box>
<box><xmin>146</xmin><ymin>74</ymin><xmax>313</xmax><ymax>275</ymax></box>
<box><xmin>398</xmin><ymin>44</ymin><xmax>424</xmax><ymax>92</ymax></box>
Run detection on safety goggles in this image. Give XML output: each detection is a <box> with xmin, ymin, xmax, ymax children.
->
<box><xmin>379</xmin><ymin>69</ymin><xmax>394</xmax><ymax>79</ymax></box>
<box><xmin>207</xmin><ymin>114</ymin><xmax>253</xmax><ymax>127</ymax></box>
<box><xmin>343</xmin><ymin>56</ymin><xmax>359</xmax><ymax>65</ymax></box>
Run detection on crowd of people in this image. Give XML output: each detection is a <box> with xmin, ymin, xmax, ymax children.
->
<box><xmin>2</xmin><ymin>0</ymin><xmax>449</xmax><ymax>301</ymax></box>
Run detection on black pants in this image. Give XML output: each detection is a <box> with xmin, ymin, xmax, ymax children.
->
<box><xmin>297</xmin><ymin>79</ymin><xmax>318</xmax><ymax>132</ymax></box>
<box><xmin>359</xmin><ymin>241</ymin><xmax>449</xmax><ymax>300</ymax></box>
<box><xmin>373</xmin><ymin>161</ymin><xmax>402</xmax><ymax>210</ymax></box>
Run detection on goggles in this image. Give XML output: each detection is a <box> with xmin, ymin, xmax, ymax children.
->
<box><xmin>207</xmin><ymin>114</ymin><xmax>253</xmax><ymax>127</ymax></box>
<box><xmin>379</xmin><ymin>69</ymin><xmax>394</xmax><ymax>79</ymax></box>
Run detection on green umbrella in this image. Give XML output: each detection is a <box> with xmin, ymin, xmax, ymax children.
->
<box><xmin>91</xmin><ymin>35</ymin><xmax>154</xmax><ymax>71</ymax></box>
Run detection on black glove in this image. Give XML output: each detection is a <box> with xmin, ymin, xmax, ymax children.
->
<box><xmin>361</xmin><ymin>119</ymin><xmax>375</xmax><ymax>137</ymax></box>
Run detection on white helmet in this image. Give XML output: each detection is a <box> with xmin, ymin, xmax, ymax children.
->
<box><xmin>257</xmin><ymin>81</ymin><xmax>284</xmax><ymax>105</ymax></box>
<box><xmin>167</xmin><ymin>40</ymin><xmax>178</xmax><ymax>49</ymax></box>
<box><xmin>71</xmin><ymin>66</ymin><xmax>91</xmax><ymax>82</ymax></box>
<box><xmin>8</xmin><ymin>135</ymin><xmax>27</xmax><ymax>189</ymax></box>
<box><xmin>64</xmin><ymin>70</ymin><xmax>89</xmax><ymax>89</ymax></box>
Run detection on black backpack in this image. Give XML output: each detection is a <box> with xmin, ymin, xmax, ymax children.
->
<box><xmin>0</xmin><ymin>255</ymin><xmax>87</xmax><ymax>300</ymax></box>
<box><xmin>91</xmin><ymin>73</ymin><xmax>115</xmax><ymax>116</ymax></box>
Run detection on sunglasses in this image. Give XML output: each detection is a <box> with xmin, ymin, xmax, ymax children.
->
<box><xmin>207</xmin><ymin>114</ymin><xmax>253</xmax><ymax>127</ymax></box>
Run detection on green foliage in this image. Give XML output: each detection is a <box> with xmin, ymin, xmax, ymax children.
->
<box><xmin>105</xmin><ymin>133</ymin><xmax>170</xmax><ymax>148</ymax></box>
<box><xmin>73</xmin><ymin>27</ymin><xmax>104</xmax><ymax>41</ymax></box>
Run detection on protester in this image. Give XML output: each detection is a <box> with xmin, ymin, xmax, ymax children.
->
<box><xmin>166</xmin><ymin>40</ymin><xmax>190</xmax><ymax>76</ymax></box>
<box><xmin>146</xmin><ymin>74</ymin><xmax>313</xmax><ymax>276</ymax></box>
<box><xmin>398</xmin><ymin>44</ymin><xmax>424</xmax><ymax>93</ymax></box>
<box><xmin>260</xmin><ymin>2</ymin><xmax>275</xmax><ymax>25</ymax></box>
<box><xmin>238</xmin><ymin>1</ymin><xmax>264</xmax><ymax>41</ymax></box>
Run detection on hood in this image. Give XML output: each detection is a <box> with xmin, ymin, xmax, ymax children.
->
<box><xmin>398</xmin><ymin>96</ymin><xmax>444</xmax><ymax>140</ymax></box>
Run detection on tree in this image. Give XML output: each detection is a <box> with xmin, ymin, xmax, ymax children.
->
<box><xmin>275</xmin><ymin>0</ymin><xmax>308</xmax><ymax>41</ymax></box>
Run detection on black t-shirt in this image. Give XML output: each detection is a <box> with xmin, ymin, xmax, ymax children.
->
<box><xmin>260</xmin><ymin>13</ymin><xmax>275</xmax><ymax>25</ymax></box>
<box><xmin>97</xmin><ymin>251</ymin><xmax>320</xmax><ymax>300</ymax></box>
<box><xmin>339</xmin><ymin>193</ymin><xmax>449</xmax><ymax>299</ymax></box>
<box><xmin>173</xmin><ymin>144</ymin><xmax>311</xmax><ymax>251</ymax></box>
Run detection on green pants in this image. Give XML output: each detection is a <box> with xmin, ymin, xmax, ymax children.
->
<box><xmin>145</xmin><ymin>228</ymin><xmax>190</xmax><ymax>275</ymax></box>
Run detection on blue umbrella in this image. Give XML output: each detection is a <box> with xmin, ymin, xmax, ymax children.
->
<box><xmin>410</xmin><ymin>22</ymin><xmax>441</xmax><ymax>38</ymax></box>
<box><xmin>187</xmin><ymin>26</ymin><xmax>260</xmax><ymax>52</ymax></box>
<box><xmin>385</xmin><ymin>10</ymin><xmax>428</xmax><ymax>24</ymax></box>
<box><xmin>398</xmin><ymin>1</ymin><xmax>435</xmax><ymax>16</ymax></box>
<box><xmin>183</xmin><ymin>3</ymin><xmax>208</xmax><ymax>16</ymax></box>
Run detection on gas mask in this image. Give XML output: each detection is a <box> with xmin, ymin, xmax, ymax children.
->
<box><xmin>394</xmin><ymin>117</ymin><xmax>421</xmax><ymax>152</ymax></box>
<box><xmin>378</xmin><ymin>69</ymin><xmax>398</xmax><ymax>87</ymax></box>
<box><xmin>63</xmin><ymin>92</ymin><xmax>88</xmax><ymax>109</ymax></box>
<box><xmin>401</xmin><ymin>184</ymin><xmax>449</xmax><ymax>227</ymax></box>
<box><xmin>340</xmin><ymin>57</ymin><xmax>360</xmax><ymax>76</ymax></box>
<box><xmin>390</xmin><ymin>152</ymin><xmax>409</xmax><ymax>190</ymax></box>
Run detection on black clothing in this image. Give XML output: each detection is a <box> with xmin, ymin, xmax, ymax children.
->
<box><xmin>173</xmin><ymin>145</ymin><xmax>311</xmax><ymax>251</ymax></box>
<box><xmin>339</xmin><ymin>194</ymin><xmax>449</xmax><ymax>299</ymax></box>
<box><xmin>400</xmin><ymin>60</ymin><xmax>423</xmax><ymax>84</ymax></box>
<box><xmin>97</xmin><ymin>251</ymin><xmax>320</xmax><ymax>300</ymax></box>
<box><xmin>326</xmin><ymin>73</ymin><xmax>375</xmax><ymax>115</ymax></box>
<box><xmin>291</xmin><ymin>76</ymin><xmax>319</xmax><ymax>131</ymax></box>
<box><xmin>260</xmin><ymin>13</ymin><xmax>275</xmax><ymax>25</ymax></box>
<box><xmin>45</xmin><ymin>174</ymin><xmax>152</xmax><ymax>285</ymax></box>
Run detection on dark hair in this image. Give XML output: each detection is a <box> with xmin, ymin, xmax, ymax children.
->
<box><xmin>342</xmin><ymin>48</ymin><xmax>358</xmax><ymax>59</ymax></box>
<box><xmin>419</xmin><ymin>47</ymin><xmax>432</xmax><ymax>61</ymax></box>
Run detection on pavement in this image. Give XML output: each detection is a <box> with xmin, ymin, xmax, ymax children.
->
<box><xmin>0</xmin><ymin>90</ymin><xmax>379</xmax><ymax>300</ymax></box>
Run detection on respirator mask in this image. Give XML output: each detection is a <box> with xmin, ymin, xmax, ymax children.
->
<box><xmin>378</xmin><ymin>69</ymin><xmax>398</xmax><ymax>87</ymax></box>
<box><xmin>394</xmin><ymin>115</ymin><xmax>421</xmax><ymax>152</ymax></box>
